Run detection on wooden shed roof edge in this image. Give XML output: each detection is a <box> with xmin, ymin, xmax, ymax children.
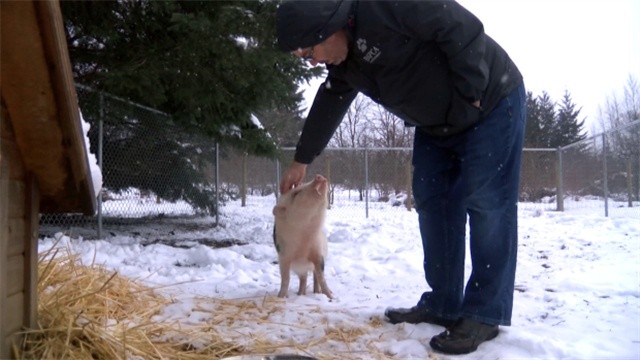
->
<box><xmin>1</xmin><ymin>0</ymin><xmax>97</xmax><ymax>215</ymax></box>
<box><xmin>37</xmin><ymin>0</ymin><xmax>97</xmax><ymax>215</ymax></box>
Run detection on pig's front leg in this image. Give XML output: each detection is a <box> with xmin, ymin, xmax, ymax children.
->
<box><xmin>313</xmin><ymin>275</ymin><xmax>321</xmax><ymax>294</ymax></box>
<box><xmin>297</xmin><ymin>273</ymin><xmax>308</xmax><ymax>295</ymax></box>
<box><xmin>278</xmin><ymin>261</ymin><xmax>291</xmax><ymax>298</ymax></box>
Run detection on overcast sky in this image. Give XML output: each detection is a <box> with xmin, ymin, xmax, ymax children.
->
<box><xmin>458</xmin><ymin>0</ymin><xmax>640</xmax><ymax>131</ymax></box>
<box><xmin>302</xmin><ymin>0</ymin><xmax>640</xmax><ymax>133</ymax></box>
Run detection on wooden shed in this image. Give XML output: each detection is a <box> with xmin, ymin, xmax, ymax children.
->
<box><xmin>0</xmin><ymin>0</ymin><xmax>97</xmax><ymax>357</ymax></box>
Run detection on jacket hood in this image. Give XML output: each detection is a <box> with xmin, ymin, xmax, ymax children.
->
<box><xmin>276</xmin><ymin>0</ymin><xmax>353</xmax><ymax>52</ymax></box>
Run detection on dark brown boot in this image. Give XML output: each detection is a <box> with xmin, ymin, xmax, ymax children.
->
<box><xmin>384</xmin><ymin>306</ymin><xmax>455</xmax><ymax>327</ymax></box>
<box><xmin>430</xmin><ymin>318</ymin><xmax>499</xmax><ymax>354</ymax></box>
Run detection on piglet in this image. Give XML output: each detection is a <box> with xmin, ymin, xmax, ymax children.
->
<box><xmin>272</xmin><ymin>174</ymin><xmax>333</xmax><ymax>299</ymax></box>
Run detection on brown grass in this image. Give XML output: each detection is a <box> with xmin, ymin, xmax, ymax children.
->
<box><xmin>13</xmin><ymin>242</ymin><xmax>400</xmax><ymax>360</ymax></box>
<box><xmin>14</xmin><ymin>243</ymin><xmax>244</xmax><ymax>359</ymax></box>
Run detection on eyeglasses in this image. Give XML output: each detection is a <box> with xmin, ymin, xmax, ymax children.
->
<box><xmin>302</xmin><ymin>46</ymin><xmax>314</xmax><ymax>61</ymax></box>
<box><xmin>294</xmin><ymin>46</ymin><xmax>315</xmax><ymax>62</ymax></box>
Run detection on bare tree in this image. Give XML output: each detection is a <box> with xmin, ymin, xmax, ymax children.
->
<box><xmin>596</xmin><ymin>75</ymin><xmax>640</xmax><ymax>204</ymax></box>
<box><xmin>368</xmin><ymin>103</ymin><xmax>414</xmax><ymax>148</ymax></box>
<box><xmin>366</xmin><ymin>104</ymin><xmax>414</xmax><ymax>201</ymax></box>
<box><xmin>622</xmin><ymin>76</ymin><xmax>640</xmax><ymax>123</ymax></box>
<box><xmin>330</xmin><ymin>94</ymin><xmax>372</xmax><ymax>148</ymax></box>
<box><xmin>598</xmin><ymin>75</ymin><xmax>639</xmax><ymax>132</ymax></box>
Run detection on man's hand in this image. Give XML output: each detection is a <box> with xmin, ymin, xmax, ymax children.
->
<box><xmin>280</xmin><ymin>161</ymin><xmax>307</xmax><ymax>194</ymax></box>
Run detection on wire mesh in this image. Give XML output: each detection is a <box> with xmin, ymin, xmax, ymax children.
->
<box><xmin>39</xmin><ymin>87</ymin><xmax>638</xmax><ymax>240</ymax></box>
<box><xmin>519</xmin><ymin>149</ymin><xmax>558</xmax><ymax>212</ymax></box>
<box><xmin>560</xmin><ymin>122</ymin><xmax>640</xmax><ymax>217</ymax></box>
<box><xmin>40</xmin><ymin>86</ymin><xmax>219</xmax><ymax>238</ymax></box>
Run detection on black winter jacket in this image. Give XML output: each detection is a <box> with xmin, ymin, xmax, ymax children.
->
<box><xmin>279</xmin><ymin>0</ymin><xmax>523</xmax><ymax>164</ymax></box>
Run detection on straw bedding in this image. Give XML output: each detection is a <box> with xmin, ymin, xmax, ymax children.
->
<box><xmin>13</xmin><ymin>243</ymin><xmax>397</xmax><ymax>360</ymax></box>
<box><xmin>14</xmin><ymin>244</ymin><xmax>244</xmax><ymax>359</ymax></box>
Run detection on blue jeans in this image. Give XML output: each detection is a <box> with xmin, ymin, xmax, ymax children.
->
<box><xmin>412</xmin><ymin>84</ymin><xmax>526</xmax><ymax>326</ymax></box>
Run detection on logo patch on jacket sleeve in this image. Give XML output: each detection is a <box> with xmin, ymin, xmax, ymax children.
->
<box><xmin>356</xmin><ymin>37</ymin><xmax>382</xmax><ymax>64</ymax></box>
<box><xmin>356</xmin><ymin>38</ymin><xmax>367</xmax><ymax>52</ymax></box>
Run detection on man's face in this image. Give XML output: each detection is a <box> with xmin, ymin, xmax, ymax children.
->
<box><xmin>292</xmin><ymin>29</ymin><xmax>349</xmax><ymax>66</ymax></box>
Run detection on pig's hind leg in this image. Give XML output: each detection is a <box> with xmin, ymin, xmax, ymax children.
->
<box><xmin>312</xmin><ymin>257</ymin><xmax>334</xmax><ymax>299</ymax></box>
<box><xmin>277</xmin><ymin>261</ymin><xmax>291</xmax><ymax>298</ymax></box>
<box><xmin>297</xmin><ymin>273</ymin><xmax>308</xmax><ymax>295</ymax></box>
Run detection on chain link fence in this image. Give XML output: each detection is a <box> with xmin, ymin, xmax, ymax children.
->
<box><xmin>558</xmin><ymin>120</ymin><xmax>640</xmax><ymax>217</ymax></box>
<box><xmin>520</xmin><ymin>120</ymin><xmax>640</xmax><ymax>216</ymax></box>
<box><xmin>40</xmin><ymin>85</ymin><xmax>218</xmax><ymax>239</ymax></box>
<box><xmin>39</xmin><ymin>87</ymin><xmax>639</xmax><ymax>239</ymax></box>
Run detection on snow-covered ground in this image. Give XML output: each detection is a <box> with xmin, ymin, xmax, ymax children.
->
<box><xmin>40</xmin><ymin>195</ymin><xmax>640</xmax><ymax>359</ymax></box>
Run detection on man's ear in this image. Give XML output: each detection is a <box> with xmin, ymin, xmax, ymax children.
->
<box><xmin>272</xmin><ymin>205</ymin><xmax>286</xmax><ymax>216</ymax></box>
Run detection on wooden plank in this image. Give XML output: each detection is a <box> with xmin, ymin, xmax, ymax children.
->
<box><xmin>0</xmin><ymin>121</ymin><xmax>26</xmax><ymax>182</ymax></box>
<box><xmin>5</xmin><ymin>292</ymin><xmax>24</xmax><ymax>337</ymax></box>
<box><xmin>0</xmin><ymin>9</ymin><xmax>25</xmax><ymax>359</ymax></box>
<box><xmin>7</xmin><ymin>219</ymin><xmax>25</xmax><ymax>257</ymax></box>
<box><xmin>1</xmin><ymin>1</ymin><xmax>96</xmax><ymax>214</ymax></box>
<box><xmin>6</xmin><ymin>255</ymin><xmax>24</xmax><ymax>297</ymax></box>
<box><xmin>1</xmin><ymin>335</ymin><xmax>14</xmax><ymax>360</ymax></box>
<box><xmin>0</xmin><ymin>104</ymin><xmax>13</xmax><ymax>140</ymax></box>
<box><xmin>23</xmin><ymin>176</ymin><xmax>39</xmax><ymax>328</ymax></box>
<box><xmin>0</xmin><ymin>150</ymin><xmax>8</xmax><ymax>360</ymax></box>
<box><xmin>34</xmin><ymin>0</ymin><xmax>96</xmax><ymax>215</ymax></box>
<box><xmin>0</xmin><ymin>0</ymin><xmax>68</xmax><ymax>201</ymax></box>
<box><xmin>7</xmin><ymin>180</ymin><xmax>25</xmax><ymax>219</ymax></box>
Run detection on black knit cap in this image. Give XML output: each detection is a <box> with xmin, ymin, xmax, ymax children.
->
<box><xmin>276</xmin><ymin>0</ymin><xmax>353</xmax><ymax>52</ymax></box>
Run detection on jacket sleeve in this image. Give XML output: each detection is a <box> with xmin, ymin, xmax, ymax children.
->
<box><xmin>392</xmin><ymin>0</ymin><xmax>489</xmax><ymax>102</ymax></box>
<box><xmin>294</xmin><ymin>71</ymin><xmax>358</xmax><ymax>164</ymax></box>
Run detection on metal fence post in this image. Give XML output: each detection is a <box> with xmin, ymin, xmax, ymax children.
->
<box><xmin>556</xmin><ymin>147</ymin><xmax>564</xmax><ymax>211</ymax></box>
<box><xmin>405</xmin><ymin>160</ymin><xmax>412</xmax><ymax>211</ymax></box>
<box><xmin>627</xmin><ymin>158</ymin><xmax>633</xmax><ymax>207</ymax></box>
<box><xmin>602</xmin><ymin>133</ymin><xmax>609</xmax><ymax>217</ymax></box>
<box><xmin>325</xmin><ymin>157</ymin><xmax>332</xmax><ymax>208</ymax></box>
<box><xmin>275</xmin><ymin>157</ymin><xmax>281</xmax><ymax>200</ymax></box>
<box><xmin>97</xmin><ymin>92</ymin><xmax>104</xmax><ymax>239</ymax></box>
<box><xmin>364</xmin><ymin>148</ymin><xmax>369</xmax><ymax>219</ymax></box>
<box><xmin>241</xmin><ymin>153</ymin><xmax>247</xmax><ymax>207</ymax></box>
<box><xmin>215</xmin><ymin>142</ymin><xmax>219</xmax><ymax>226</ymax></box>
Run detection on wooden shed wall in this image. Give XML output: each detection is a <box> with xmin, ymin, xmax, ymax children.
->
<box><xmin>0</xmin><ymin>106</ymin><xmax>39</xmax><ymax>359</ymax></box>
<box><xmin>1</xmin><ymin>1</ymin><xmax>98</xmax><ymax>356</ymax></box>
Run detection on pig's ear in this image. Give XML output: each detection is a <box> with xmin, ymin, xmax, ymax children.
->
<box><xmin>272</xmin><ymin>205</ymin><xmax>286</xmax><ymax>216</ymax></box>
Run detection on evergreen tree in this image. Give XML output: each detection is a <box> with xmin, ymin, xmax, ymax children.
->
<box><xmin>77</xmin><ymin>86</ymin><xmax>220</xmax><ymax>214</ymax></box>
<box><xmin>525</xmin><ymin>91</ymin><xmax>556</xmax><ymax>148</ymax></box>
<box><xmin>61</xmin><ymin>0</ymin><xmax>318</xmax><ymax>155</ymax></box>
<box><xmin>524</xmin><ymin>91</ymin><xmax>543</xmax><ymax>148</ymax></box>
<box><xmin>537</xmin><ymin>92</ymin><xmax>557</xmax><ymax>148</ymax></box>
<box><xmin>61</xmin><ymin>1</ymin><xmax>318</xmax><ymax>213</ymax></box>
<box><xmin>552</xmin><ymin>90</ymin><xmax>587</xmax><ymax>147</ymax></box>
<box><xmin>254</xmin><ymin>106</ymin><xmax>305</xmax><ymax>148</ymax></box>
<box><xmin>526</xmin><ymin>90</ymin><xmax>587</xmax><ymax>149</ymax></box>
